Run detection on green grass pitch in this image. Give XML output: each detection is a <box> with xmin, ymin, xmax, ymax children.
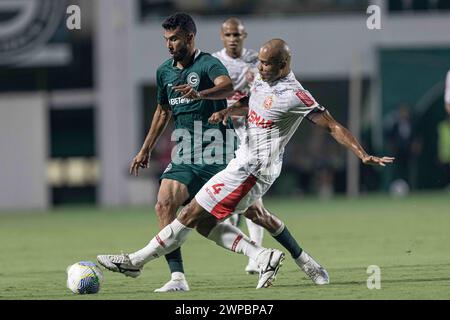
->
<box><xmin>1</xmin><ymin>192</ymin><xmax>449</xmax><ymax>300</ymax></box>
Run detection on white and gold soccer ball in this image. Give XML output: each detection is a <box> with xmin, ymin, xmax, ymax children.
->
<box><xmin>66</xmin><ymin>261</ymin><xmax>104</xmax><ymax>294</ymax></box>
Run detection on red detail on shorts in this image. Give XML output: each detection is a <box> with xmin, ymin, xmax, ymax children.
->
<box><xmin>210</xmin><ymin>174</ymin><xmax>258</xmax><ymax>220</ymax></box>
<box><xmin>212</xmin><ymin>183</ymin><xmax>225</xmax><ymax>195</ymax></box>
<box><xmin>156</xmin><ymin>235</ymin><xmax>166</xmax><ymax>248</ymax></box>
<box><xmin>295</xmin><ymin>90</ymin><xmax>315</xmax><ymax>107</ymax></box>
<box><xmin>231</xmin><ymin>234</ymin><xmax>243</xmax><ymax>252</ymax></box>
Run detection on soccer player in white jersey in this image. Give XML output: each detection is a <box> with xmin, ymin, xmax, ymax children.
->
<box><xmin>98</xmin><ymin>39</ymin><xmax>394</xmax><ymax>289</ymax></box>
<box><xmin>445</xmin><ymin>70</ymin><xmax>450</xmax><ymax>115</ymax></box>
<box><xmin>212</xmin><ymin>18</ymin><xmax>265</xmax><ymax>274</ymax></box>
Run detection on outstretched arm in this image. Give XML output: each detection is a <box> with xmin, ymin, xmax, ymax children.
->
<box><xmin>309</xmin><ymin>109</ymin><xmax>395</xmax><ymax>166</ymax></box>
<box><xmin>130</xmin><ymin>104</ymin><xmax>172</xmax><ymax>176</ymax></box>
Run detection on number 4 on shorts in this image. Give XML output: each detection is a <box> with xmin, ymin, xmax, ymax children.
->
<box><xmin>212</xmin><ymin>183</ymin><xmax>225</xmax><ymax>194</ymax></box>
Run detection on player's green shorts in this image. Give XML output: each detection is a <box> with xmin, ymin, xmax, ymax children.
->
<box><xmin>160</xmin><ymin>162</ymin><xmax>227</xmax><ymax>204</ymax></box>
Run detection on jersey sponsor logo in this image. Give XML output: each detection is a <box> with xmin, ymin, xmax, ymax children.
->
<box><xmin>169</xmin><ymin>97</ymin><xmax>193</xmax><ymax>105</ymax></box>
<box><xmin>295</xmin><ymin>90</ymin><xmax>316</xmax><ymax>107</ymax></box>
<box><xmin>212</xmin><ymin>183</ymin><xmax>225</xmax><ymax>194</ymax></box>
<box><xmin>263</xmin><ymin>96</ymin><xmax>274</xmax><ymax>110</ymax></box>
<box><xmin>187</xmin><ymin>72</ymin><xmax>200</xmax><ymax>88</ymax></box>
<box><xmin>248</xmin><ymin>109</ymin><xmax>274</xmax><ymax>129</ymax></box>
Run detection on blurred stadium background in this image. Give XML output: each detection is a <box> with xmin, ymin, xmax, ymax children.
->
<box><xmin>1</xmin><ymin>0</ymin><xmax>450</xmax><ymax>300</ymax></box>
<box><xmin>2</xmin><ymin>0</ymin><xmax>450</xmax><ymax>209</ymax></box>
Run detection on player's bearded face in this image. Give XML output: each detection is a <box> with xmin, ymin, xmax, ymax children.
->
<box><xmin>164</xmin><ymin>28</ymin><xmax>191</xmax><ymax>62</ymax></box>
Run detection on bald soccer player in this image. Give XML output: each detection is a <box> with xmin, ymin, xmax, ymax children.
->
<box><xmin>125</xmin><ymin>13</ymin><xmax>234</xmax><ymax>292</ymax></box>
<box><xmin>212</xmin><ymin>18</ymin><xmax>265</xmax><ymax>275</ymax></box>
<box><xmin>98</xmin><ymin>39</ymin><xmax>394</xmax><ymax>289</ymax></box>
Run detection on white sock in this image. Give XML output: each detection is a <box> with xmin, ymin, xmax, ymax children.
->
<box><xmin>245</xmin><ymin>218</ymin><xmax>264</xmax><ymax>246</ymax></box>
<box><xmin>129</xmin><ymin>219</ymin><xmax>192</xmax><ymax>267</ymax></box>
<box><xmin>171</xmin><ymin>272</ymin><xmax>185</xmax><ymax>281</ymax></box>
<box><xmin>295</xmin><ymin>251</ymin><xmax>310</xmax><ymax>267</ymax></box>
<box><xmin>223</xmin><ymin>214</ymin><xmax>239</xmax><ymax>227</ymax></box>
<box><xmin>207</xmin><ymin>222</ymin><xmax>265</xmax><ymax>261</ymax></box>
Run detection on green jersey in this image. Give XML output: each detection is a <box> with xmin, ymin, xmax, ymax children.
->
<box><xmin>156</xmin><ymin>50</ymin><xmax>233</xmax><ymax>164</ymax></box>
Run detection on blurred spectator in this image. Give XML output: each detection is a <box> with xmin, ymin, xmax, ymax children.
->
<box><xmin>386</xmin><ymin>103</ymin><xmax>421</xmax><ymax>188</ymax></box>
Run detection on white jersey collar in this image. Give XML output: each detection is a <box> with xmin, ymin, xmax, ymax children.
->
<box><xmin>265</xmin><ymin>71</ymin><xmax>296</xmax><ymax>87</ymax></box>
<box><xmin>221</xmin><ymin>48</ymin><xmax>247</xmax><ymax>61</ymax></box>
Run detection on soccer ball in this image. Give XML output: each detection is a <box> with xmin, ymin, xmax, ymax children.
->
<box><xmin>66</xmin><ymin>261</ymin><xmax>104</xmax><ymax>294</ymax></box>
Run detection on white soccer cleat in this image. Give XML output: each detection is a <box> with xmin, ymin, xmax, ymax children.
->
<box><xmin>154</xmin><ymin>278</ymin><xmax>190</xmax><ymax>293</ymax></box>
<box><xmin>256</xmin><ymin>249</ymin><xmax>285</xmax><ymax>289</ymax></box>
<box><xmin>97</xmin><ymin>253</ymin><xmax>141</xmax><ymax>278</ymax></box>
<box><xmin>245</xmin><ymin>259</ymin><xmax>260</xmax><ymax>275</ymax></box>
<box><xmin>298</xmin><ymin>252</ymin><xmax>329</xmax><ymax>285</ymax></box>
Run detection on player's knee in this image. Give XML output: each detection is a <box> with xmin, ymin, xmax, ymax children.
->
<box><xmin>177</xmin><ymin>200</ymin><xmax>204</xmax><ymax>228</ymax></box>
<box><xmin>155</xmin><ymin>199</ymin><xmax>174</xmax><ymax>215</ymax></box>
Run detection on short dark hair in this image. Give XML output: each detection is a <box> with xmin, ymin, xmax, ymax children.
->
<box><xmin>162</xmin><ymin>13</ymin><xmax>197</xmax><ymax>35</ymax></box>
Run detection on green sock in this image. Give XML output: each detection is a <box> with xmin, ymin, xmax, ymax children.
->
<box><xmin>272</xmin><ymin>226</ymin><xmax>303</xmax><ymax>259</ymax></box>
<box><xmin>165</xmin><ymin>247</ymin><xmax>184</xmax><ymax>273</ymax></box>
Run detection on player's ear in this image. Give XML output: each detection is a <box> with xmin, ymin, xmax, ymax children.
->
<box><xmin>242</xmin><ymin>31</ymin><xmax>248</xmax><ymax>39</ymax></box>
<box><xmin>187</xmin><ymin>33</ymin><xmax>195</xmax><ymax>43</ymax></box>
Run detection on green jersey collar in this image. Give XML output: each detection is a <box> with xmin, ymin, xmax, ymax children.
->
<box><xmin>171</xmin><ymin>49</ymin><xmax>202</xmax><ymax>68</ymax></box>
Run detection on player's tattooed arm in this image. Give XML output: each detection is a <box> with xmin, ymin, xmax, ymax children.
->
<box><xmin>309</xmin><ymin>109</ymin><xmax>395</xmax><ymax>167</ymax></box>
<box><xmin>208</xmin><ymin>96</ymin><xmax>249</xmax><ymax>125</ymax></box>
<box><xmin>130</xmin><ymin>104</ymin><xmax>172</xmax><ymax>176</ymax></box>
<box><xmin>173</xmin><ymin>75</ymin><xmax>233</xmax><ymax>100</ymax></box>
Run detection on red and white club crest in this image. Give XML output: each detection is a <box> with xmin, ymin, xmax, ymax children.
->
<box><xmin>263</xmin><ymin>96</ymin><xmax>273</xmax><ymax>110</ymax></box>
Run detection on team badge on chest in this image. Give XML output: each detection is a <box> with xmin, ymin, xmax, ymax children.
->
<box><xmin>187</xmin><ymin>72</ymin><xmax>200</xmax><ymax>88</ymax></box>
<box><xmin>263</xmin><ymin>96</ymin><xmax>274</xmax><ymax>110</ymax></box>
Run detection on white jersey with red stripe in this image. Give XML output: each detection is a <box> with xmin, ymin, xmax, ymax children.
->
<box><xmin>195</xmin><ymin>71</ymin><xmax>324</xmax><ymax>219</ymax></box>
<box><xmin>235</xmin><ymin>71</ymin><xmax>324</xmax><ymax>183</ymax></box>
<box><xmin>445</xmin><ymin>70</ymin><xmax>450</xmax><ymax>104</ymax></box>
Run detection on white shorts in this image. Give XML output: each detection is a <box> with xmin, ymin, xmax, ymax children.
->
<box><xmin>195</xmin><ymin>159</ymin><xmax>273</xmax><ymax>220</ymax></box>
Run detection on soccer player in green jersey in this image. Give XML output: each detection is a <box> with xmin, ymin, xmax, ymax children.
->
<box><xmin>128</xmin><ymin>13</ymin><xmax>235</xmax><ymax>292</ymax></box>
